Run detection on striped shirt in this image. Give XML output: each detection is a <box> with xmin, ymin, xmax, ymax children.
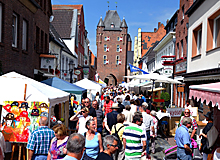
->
<box><xmin>27</xmin><ymin>126</ymin><xmax>55</xmax><ymax>154</ymax></box>
<box><xmin>122</xmin><ymin>123</ymin><xmax>146</xmax><ymax>159</ymax></box>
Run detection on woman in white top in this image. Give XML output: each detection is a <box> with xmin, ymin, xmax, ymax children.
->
<box><xmin>130</xmin><ymin>99</ymin><xmax>137</xmax><ymax>116</ymax></box>
<box><xmin>70</xmin><ymin>107</ymin><xmax>93</xmax><ymax>134</ymax></box>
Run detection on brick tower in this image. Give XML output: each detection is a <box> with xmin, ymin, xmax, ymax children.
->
<box><xmin>96</xmin><ymin>10</ymin><xmax>131</xmax><ymax>85</ymax></box>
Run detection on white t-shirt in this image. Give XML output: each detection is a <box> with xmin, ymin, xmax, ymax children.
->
<box><xmin>77</xmin><ymin>115</ymin><xmax>93</xmax><ymax>135</ymax></box>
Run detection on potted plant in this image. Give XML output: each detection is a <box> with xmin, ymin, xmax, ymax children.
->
<box><xmin>160</xmin><ymin>92</ymin><xmax>170</xmax><ymax>107</ymax></box>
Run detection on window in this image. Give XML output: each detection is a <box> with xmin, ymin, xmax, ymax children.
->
<box><xmin>177</xmin><ymin>43</ymin><xmax>179</xmax><ymax>59</ymax></box>
<box><xmin>104</xmin><ymin>44</ymin><xmax>107</xmax><ymax>52</ymax></box>
<box><xmin>103</xmin><ymin>55</ymin><xmax>107</xmax><ymax>64</ymax></box>
<box><xmin>207</xmin><ymin>10</ymin><xmax>220</xmax><ymax>51</ymax></box>
<box><xmin>116</xmin><ymin>45</ymin><xmax>120</xmax><ymax>52</ymax></box>
<box><xmin>104</xmin><ymin>37</ymin><xmax>107</xmax><ymax>41</ymax></box>
<box><xmin>117</xmin><ymin>37</ymin><xmax>120</xmax><ymax>41</ymax></box>
<box><xmin>192</xmin><ymin>24</ymin><xmax>202</xmax><ymax>57</ymax></box>
<box><xmin>22</xmin><ymin>19</ymin><xmax>28</xmax><ymax>51</ymax></box>
<box><xmin>197</xmin><ymin>29</ymin><xmax>202</xmax><ymax>55</ymax></box>
<box><xmin>41</xmin><ymin>30</ymin><xmax>44</xmax><ymax>53</ymax></box>
<box><xmin>182</xmin><ymin>6</ymin><xmax>184</xmax><ymax>19</ymax></box>
<box><xmin>116</xmin><ymin>55</ymin><xmax>120</xmax><ymax>64</ymax></box>
<box><xmin>0</xmin><ymin>3</ymin><xmax>2</xmax><ymax>42</ymax></box>
<box><xmin>181</xmin><ymin>40</ymin><xmax>183</xmax><ymax>57</ymax></box>
<box><xmin>36</xmin><ymin>26</ymin><xmax>40</xmax><ymax>52</ymax></box>
<box><xmin>12</xmin><ymin>13</ymin><xmax>18</xmax><ymax>47</ymax></box>
<box><xmin>214</xmin><ymin>15</ymin><xmax>220</xmax><ymax>48</ymax></box>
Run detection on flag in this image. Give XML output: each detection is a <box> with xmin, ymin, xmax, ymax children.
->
<box><xmin>129</xmin><ymin>63</ymin><xmax>149</xmax><ymax>74</ymax></box>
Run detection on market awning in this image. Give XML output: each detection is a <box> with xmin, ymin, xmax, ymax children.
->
<box><xmin>135</xmin><ymin>81</ymin><xmax>152</xmax><ymax>87</ymax></box>
<box><xmin>148</xmin><ymin>88</ymin><xmax>166</xmax><ymax>92</ymax></box>
<box><xmin>189</xmin><ymin>82</ymin><xmax>220</xmax><ymax>108</ymax></box>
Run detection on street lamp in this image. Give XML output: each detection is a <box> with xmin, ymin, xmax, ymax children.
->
<box><xmin>69</xmin><ymin>61</ymin><xmax>74</xmax><ymax>83</ymax></box>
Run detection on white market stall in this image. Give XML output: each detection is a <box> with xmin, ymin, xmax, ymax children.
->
<box><xmin>0</xmin><ymin>72</ymin><xmax>70</xmax><ymax>127</ymax></box>
<box><xmin>74</xmin><ymin>78</ymin><xmax>102</xmax><ymax>100</ymax></box>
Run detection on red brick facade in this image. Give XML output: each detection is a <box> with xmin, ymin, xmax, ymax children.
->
<box><xmin>96</xmin><ymin>11</ymin><xmax>130</xmax><ymax>85</ymax></box>
<box><xmin>0</xmin><ymin>0</ymin><xmax>51</xmax><ymax>79</ymax></box>
<box><xmin>173</xmin><ymin>0</ymin><xmax>193</xmax><ymax>107</ymax></box>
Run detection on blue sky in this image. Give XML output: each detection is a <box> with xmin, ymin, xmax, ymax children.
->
<box><xmin>51</xmin><ymin>0</ymin><xmax>179</xmax><ymax>56</ymax></box>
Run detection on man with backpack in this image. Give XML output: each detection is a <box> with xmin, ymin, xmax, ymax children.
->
<box><xmin>111</xmin><ymin>113</ymin><xmax>125</xmax><ymax>160</ymax></box>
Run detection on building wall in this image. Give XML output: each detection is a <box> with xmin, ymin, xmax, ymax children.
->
<box><xmin>187</xmin><ymin>0</ymin><xmax>220</xmax><ymax>73</ymax></box>
<box><xmin>97</xmin><ymin>26</ymin><xmax>128</xmax><ymax>84</ymax></box>
<box><xmin>0</xmin><ymin>0</ymin><xmax>51</xmax><ymax>78</ymax></box>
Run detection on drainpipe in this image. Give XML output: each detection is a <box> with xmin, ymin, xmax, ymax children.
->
<box><xmin>171</xmin><ymin>37</ymin><xmax>176</xmax><ymax>106</ymax></box>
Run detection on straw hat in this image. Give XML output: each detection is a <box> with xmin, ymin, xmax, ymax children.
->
<box><xmin>111</xmin><ymin>103</ymin><xmax>120</xmax><ymax>109</ymax></box>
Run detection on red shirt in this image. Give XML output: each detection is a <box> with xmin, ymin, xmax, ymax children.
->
<box><xmin>103</xmin><ymin>100</ymin><xmax>113</xmax><ymax>116</ymax></box>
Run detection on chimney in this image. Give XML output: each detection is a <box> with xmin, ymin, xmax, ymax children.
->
<box><xmin>158</xmin><ymin>22</ymin><xmax>161</xmax><ymax>29</ymax></box>
<box><xmin>154</xmin><ymin>28</ymin><xmax>157</xmax><ymax>32</ymax></box>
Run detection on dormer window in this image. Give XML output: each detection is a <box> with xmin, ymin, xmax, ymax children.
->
<box><xmin>111</xmin><ymin>22</ymin><xmax>114</xmax><ymax>28</ymax></box>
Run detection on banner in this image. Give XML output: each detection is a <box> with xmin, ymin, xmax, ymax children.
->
<box><xmin>1</xmin><ymin>101</ymin><xmax>49</xmax><ymax>143</ymax></box>
<box><xmin>129</xmin><ymin>63</ymin><xmax>149</xmax><ymax>74</ymax></box>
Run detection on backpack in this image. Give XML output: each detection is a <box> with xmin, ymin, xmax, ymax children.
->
<box><xmin>112</xmin><ymin>125</ymin><xmax>124</xmax><ymax>149</ymax></box>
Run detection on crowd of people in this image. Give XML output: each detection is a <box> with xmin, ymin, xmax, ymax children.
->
<box><xmin>1</xmin><ymin>86</ymin><xmax>219</xmax><ymax>160</ymax></box>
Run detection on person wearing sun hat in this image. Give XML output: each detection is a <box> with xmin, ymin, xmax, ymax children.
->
<box><xmin>103</xmin><ymin>103</ymin><xmax>120</xmax><ymax>135</ymax></box>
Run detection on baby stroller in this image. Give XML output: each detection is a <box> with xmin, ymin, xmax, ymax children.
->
<box><xmin>163</xmin><ymin>138</ymin><xmax>202</xmax><ymax>160</ymax></box>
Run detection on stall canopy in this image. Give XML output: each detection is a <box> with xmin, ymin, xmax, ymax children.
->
<box><xmin>189</xmin><ymin>82</ymin><xmax>220</xmax><ymax>108</ymax></box>
<box><xmin>96</xmin><ymin>79</ymin><xmax>107</xmax><ymax>88</ymax></box>
<box><xmin>74</xmin><ymin>78</ymin><xmax>102</xmax><ymax>100</ymax></box>
<box><xmin>41</xmin><ymin>77</ymin><xmax>87</xmax><ymax>94</ymax></box>
<box><xmin>0</xmin><ymin>72</ymin><xmax>69</xmax><ymax>106</ymax></box>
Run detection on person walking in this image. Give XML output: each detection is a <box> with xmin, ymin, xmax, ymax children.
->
<box><xmin>47</xmin><ymin>124</ymin><xmax>69</xmax><ymax>160</ymax></box>
<box><xmin>63</xmin><ymin>133</ymin><xmax>85</xmax><ymax>160</ymax></box>
<box><xmin>139</xmin><ymin>105</ymin><xmax>153</xmax><ymax>159</ymax></box>
<box><xmin>199</xmin><ymin>112</ymin><xmax>213</xmax><ymax>160</ymax></box>
<box><xmin>150</xmin><ymin>110</ymin><xmax>158</xmax><ymax>154</ymax></box>
<box><xmin>123</xmin><ymin>115</ymin><xmax>146</xmax><ymax>160</ymax></box>
<box><xmin>27</xmin><ymin>116</ymin><xmax>55</xmax><ymax>160</ymax></box>
<box><xmin>116</xmin><ymin>98</ymin><xmax>125</xmax><ymax>113</ymax></box>
<box><xmin>104</xmin><ymin>103</ymin><xmax>119</xmax><ymax>135</ymax></box>
<box><xmin>92</xmin><ymin>100</ymin><xmax>104</xmax><ymax>134</ymax></box>
<box><xmin>175</xmin><ymin>117</ymin><xmax>193</xmax><ymax>160</ymax></box>
<box><xmin>70</xmin><ymin>107</ymin><xmax>93</xmax><ymax>135</ymax></box>
<box><xmin>96</xmin><ymin>135</ymin><xmax>118</xmax><ymax>160</ymax></box>
<box><xmin>111</xmin><ymin>114</ymin><xmax>125</xmax><ymax>160</ymax></box>
<box><xmin>83</xmin><ymin>119</ymin><xmax>103</xmax><ymax>160</ymax></box>
<box><xmin>103</xmin><ymin>96</ymin><xmax>114</xmax><ymax>116</ymax></box>
<box><xmin>179</xmin><ymin>108</ymin><xmax>197</xmax><ymax>139</ymax></box>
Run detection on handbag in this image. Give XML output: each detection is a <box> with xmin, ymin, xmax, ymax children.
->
<box><xmin>207</xmin><ymin>126</ymin><xmax>219</xmax><ymax>149</ymax></box>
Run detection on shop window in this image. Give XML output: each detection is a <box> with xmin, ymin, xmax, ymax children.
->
<box><xmin>192</xmin><ymin>24</ymin><xmax>202</xmax><ymax>57</ymax></box>
<box><xmin>12</xmin><ymin>13</ymin><xmax>18</xmax><ymax>48</ymax></box>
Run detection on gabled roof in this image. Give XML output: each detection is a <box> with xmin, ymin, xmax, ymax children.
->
<box><xmin>103</xmin><ymin>10</ymin><xmax>121</xmax><ymax>30</ymax></box>
<box><xmin>51</xmin><ymin>9</ymin><xmax>74</xmax><ymax>38</ymax></box>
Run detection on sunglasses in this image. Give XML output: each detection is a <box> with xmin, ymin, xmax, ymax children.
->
<box><xmin>84</xmin><ymin>102</ymin><xmax>89</xmax><ymax>103</ymax></box>
<box><xmin>185</xmin><ymin>112</ymin><xmax>190</xmax><ymax>113</ymax></box>
<box><xmin>110</xmin><ymin>144</ymin><xmax>118</xmax><ymax>148</ymax></box>
<box><xmin>81</xmin><ymin>111</ymin><xmax>85</xmax><ymax>113</ymax></box>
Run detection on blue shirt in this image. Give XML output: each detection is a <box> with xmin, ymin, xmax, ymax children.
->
<box><xmin>175</xmin><ymin>125</ymin><xmax>192</xmax><ymax>148</ymax></box>
<box><xmin>63</xmin><ymin>155</ymin><xmax>78</xmax><ymax>160</ymax></box>
<box><xmin>27</xmin><ymin>126</ymin><xmax>55</xmax><ymax>154</ymax></box>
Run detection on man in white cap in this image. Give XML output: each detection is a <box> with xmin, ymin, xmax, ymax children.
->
<box><xmin>103</xmin><ymin>103</ymin><xmax>120</xmax><ymax>135</ymax></box>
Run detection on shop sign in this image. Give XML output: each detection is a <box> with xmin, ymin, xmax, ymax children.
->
<box><xmin>167</xmin><ymin>107</ymin><xmax>197</xmax><ymax>117</ymax></box>
<box><xmin>175</xmin><ymin>61</ymin><xmax>186</xmax><ymax>73</ymax></box>
<box><xmin>83</xmin><ymin>68</ymin><xmax>89</xmax><ymax>75</ymax></box>
<box><xmin>74</xmin><ymin>70</ymin><xmax>81</xmax><ymax>75</ymax></box>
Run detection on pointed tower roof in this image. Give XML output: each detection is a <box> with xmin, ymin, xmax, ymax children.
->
<box><xmin>121</xmin><ymin>17</ymin><xmax>128</xmax><ymax>28</ymax></box>
<box><xmin>127</xmin><ymin>34</ymin><xmax>132</xmax><ymax>42</ymax></box>
<box><xmin>103</xmin><ymin>10</ymin><xmax>121</xmax><ymax>30</ymax></box>
<box><xmin>97</xmin><ymin>16</ymin><xmax>105</xmax><ymax>27</ymax></box>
